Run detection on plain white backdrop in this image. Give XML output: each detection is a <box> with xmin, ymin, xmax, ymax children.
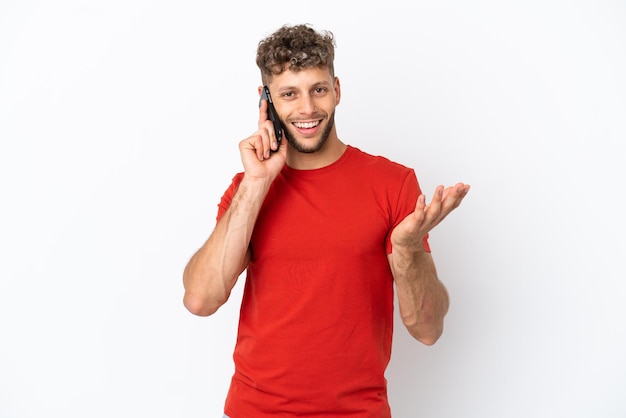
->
<box><xmin>1</xmin><ymin>1</ymin><xmax>625</xmax><ymax>417</ymax></box>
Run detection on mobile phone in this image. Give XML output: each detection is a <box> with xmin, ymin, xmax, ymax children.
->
<box><xmin>259</xmin><ymin>86</ymin><xmax>283</xmax><ymax>147</ymax></box>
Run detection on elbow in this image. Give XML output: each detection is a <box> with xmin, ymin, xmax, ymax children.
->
<box><xmin>413</xmin><ymin>330</ymin><xmax>443</xmax><ymax>346</ymax></box>
<box><xmin>402</xmin><ymin>292</ymin><xmax>449</xmax><ymax>346</ymax></box>
<box><xmin>182</xmin><ymin>264</ymin><xmax>232</xmax><ymax>316</ymax></box>
<box><xmin>183</xmin><ymin>292</ymin><xmax>225</xmax><ymax>317</ymax></box>
<box><xmin>403</xmin><ymin>317</ymin><xmax>445</xmax><ymax>346</ymax></box>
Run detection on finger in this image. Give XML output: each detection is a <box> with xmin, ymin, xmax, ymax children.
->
<box><xmin>249</xmin><ymin>134</ymin><xmax>265</xmax><ymax>161</ymax></box>
<box><xmin>433</xmin><ymin>185</ymin><xmax>444</xmax><ymax>203</ymax></box>
<box><xmin>414</xmin><ymin>193</ymin><xmax>427</xmax><ymax>212</ymax></box>
<box><xmin>256</xmin><ymin>101</ymin><xmax>276</xmax><ymax>158</ymax></box>
<box><xmin>259</xmin><ymin>121</ymin><xmax>274</xmax><ymax>159</ymax></box>
<box><xmin>453</xmin><ymin>184</ymin><xmax>470</xmax><ymax>207</ymax></box>
<box><xmin>435</xmin><ymin>184</ymin><xmax>469</xmax><ymax>219</ymax></box>
<box><xmin>446</xmin><ymin>183</ymin><xmax>470</xmax><ymax>207</ymax></box>
<box><xmin>425</xmin><ymin>185</ymin><xmax>444</xmax><ymax>216</ymax></box>
<box><xmin>258</xmin><ymin>99</ymin><xmax>269</xmax><ymax>126</ymax></box>
<box><xmin>275</xmin><ymin>131</ymin><xmax>288</xmax><ymax>159</ymax></box>
<box><xmin>259</xmin><ymin>94</ymin><xmax>284</xmax><ymax>154</ymax></box>
<box><xmin>239</xmin><ymin>134</ymin><xmax>260</xmax><ymax>161</ymax></box>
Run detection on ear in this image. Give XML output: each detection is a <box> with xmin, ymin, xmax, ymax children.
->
<box><xmin>257</xmin><ymin>85</ymin><xmax>264</xmax><ymax>96</ymax></box>
<box><xmin>334</xmin><ymin>77</ymin><xmax>341</xmax><ymax>105</ymax></box>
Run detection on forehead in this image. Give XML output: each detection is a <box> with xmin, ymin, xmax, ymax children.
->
<box><xmin>269</xmin><ymin>66</ymin><xmax>334</xmax><ymax>91</ymax></box>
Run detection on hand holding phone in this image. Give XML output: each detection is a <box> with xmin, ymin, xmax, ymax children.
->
<box><xmin>259</xmin><ymin>86</ymin><xmax>283</xmax><ymax>148</ymax></box>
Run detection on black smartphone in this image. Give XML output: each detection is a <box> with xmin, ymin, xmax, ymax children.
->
<box><xmin>259</xmin><ymin>86</ymin><xmax>283</xmax><ymax>147</ymax></box>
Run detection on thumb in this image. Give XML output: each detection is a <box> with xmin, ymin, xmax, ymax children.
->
<box><xmin>275</xmin><ymin>135</ymin><xmax>288</xmax><ymax>160</ymax></box>
<box><xmin>414</xmin><ymin>193</ymin><xmax>426</xmax><ymax>212</ymax></box>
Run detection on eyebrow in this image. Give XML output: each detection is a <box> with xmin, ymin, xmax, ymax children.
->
<box><xmin>277</xmin><ymin>80</ymin><xmax>332</xmax><ymax>93</ymax></box>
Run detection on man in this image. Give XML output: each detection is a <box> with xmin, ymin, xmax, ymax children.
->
<box><xmin>183</xmin><ymin>24</ymin><xmax>470</xmax><ymax>418</ymax></box>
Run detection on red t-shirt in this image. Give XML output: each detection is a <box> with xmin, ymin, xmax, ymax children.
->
<box><xmin>218</xmin><ymin>146</ymin><xmax>429</xmax><ymax>417</ymax></box>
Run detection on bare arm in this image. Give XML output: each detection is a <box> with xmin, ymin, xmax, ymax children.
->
<box><xmin>389</xmin><ymin>183</ymin><xmax>470</xmax><ymax>345</ymax></box>
<box><xmin>388</xmin><ymin>248</ymin><xmax>449</xmax><ymax>345</ymax></box>
<box><xmin>183</xmin><ymin>176</ymin><xmax>272</xmax><ymax>316</ymax></box>
<box><xmin>182</xmin><ymin>98</ymin><xmax>286</xmax><ymax>316</ymax></box>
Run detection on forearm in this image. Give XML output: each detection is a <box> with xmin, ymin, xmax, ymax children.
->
<box><xmin>390</xmin><ymin>248</ymin><xmax>449</xmax><ymax>345</ymax></box>
<box><xmin>183</xmin><ymin>176</ymin><xmax>271</xmax><ymax>316</ymax></box>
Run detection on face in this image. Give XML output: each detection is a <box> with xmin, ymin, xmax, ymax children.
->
<box><xmin>267</xmin><ymin>67</ymin><xmax>341</xmax><ymax>154</ymax></box>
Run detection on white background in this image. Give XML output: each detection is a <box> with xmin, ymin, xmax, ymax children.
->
<box><xmin>1</xmin><ymin>1</ymin><xmax>625</xmax><ymax>417</ymax></box>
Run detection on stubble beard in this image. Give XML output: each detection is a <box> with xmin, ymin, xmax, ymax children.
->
<box><xmin>283</xmin><ymin>112</ymin><xmax>335</xmax><ymax>154</ymax></box>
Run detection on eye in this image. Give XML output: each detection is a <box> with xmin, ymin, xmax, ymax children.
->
<box><xmin>314</xmin><ymin>87</ymin><xmax>327</xmax><ymax>95</ymax></box>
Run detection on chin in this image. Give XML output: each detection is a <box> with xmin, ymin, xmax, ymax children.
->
<box><xmin>285</xmin><ymin>114</ymin><xmax>334</xmax><ymax>154</ymax></box>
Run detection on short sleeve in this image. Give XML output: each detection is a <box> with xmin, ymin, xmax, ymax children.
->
<box><xmin>216</xmin><ymin>172</ymin><xmax>245</xmax><ymax>222</ymax></box>
<box><xmin>385</xmin><ymin>169</ymin><xmax>431</xmax><ymax>254</ymax></box>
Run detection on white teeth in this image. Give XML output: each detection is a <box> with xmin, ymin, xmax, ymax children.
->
<box><xmin>294</xmin><ymin>121</ymin><xmax>320</xmax><ymax>129</ymax></box>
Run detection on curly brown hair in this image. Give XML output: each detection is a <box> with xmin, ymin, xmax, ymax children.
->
<box><xmin>256</xmin><ymin>24</ymin><xmax>336</xmax><ymax>85</ymax></box>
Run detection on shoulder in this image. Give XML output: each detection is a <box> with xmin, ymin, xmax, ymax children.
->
<box><xmin>219</xmin><ymin>172</ymin><xmax>245</xmax><ymax>203</ymax></box>
<box><xmin>347</xmin><ymin>146</ymin><xmax>415</xmax><ymax>178</ymax></box>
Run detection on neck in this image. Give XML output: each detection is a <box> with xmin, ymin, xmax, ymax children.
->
<box><xmin>286</xmin><ymin>135</ymin><xmax>347</xmax><ymax>170</ymax></box>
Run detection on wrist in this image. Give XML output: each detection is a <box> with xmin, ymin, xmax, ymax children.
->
<box><xmin>392</xmin><ymin>246</ymin><xmax>428</xmax><ymax>262</ymax></box>
<box><xmin>391</xmin><ymin>237</ymin><xmax>428</xmax><ymax>255</ymax></box>
<box><xmin>240</xmin><ymin>173</ymin><xmax>272</xmax><ymax>191</ymax></box>
<box><xmin>234</xmin><ymin>175</ymin><xmax>273</xmax><ymax>206</ymax></box>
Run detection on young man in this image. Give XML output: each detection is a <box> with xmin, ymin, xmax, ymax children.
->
<box><xmin>183</xmin><ymin>24</ymin><xmax>470</xmax><ymax>418</ymax></box>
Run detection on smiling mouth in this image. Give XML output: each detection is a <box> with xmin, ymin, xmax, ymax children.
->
<box><xmin>293</xmin><ymin>120</ymin><xmax>321</xmax><ymax>129</ymax></box>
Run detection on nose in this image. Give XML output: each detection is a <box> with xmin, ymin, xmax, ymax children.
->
<box><xmin>298</xmin><ymin>94</ymin><xmax>316</xmax><ymax>115</ymax></box>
